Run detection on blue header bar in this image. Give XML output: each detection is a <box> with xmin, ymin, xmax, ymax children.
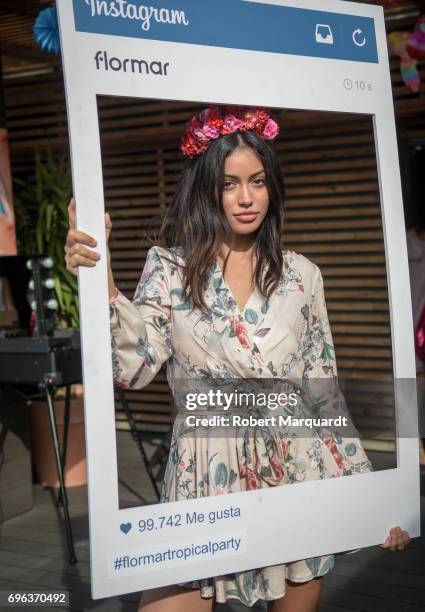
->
<box><xmin>72</xmin><ymin>0</ymin><xmax>378</xmax><ymax>64</ymax></box>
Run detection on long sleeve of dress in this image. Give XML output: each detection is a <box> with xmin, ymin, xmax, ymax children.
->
<box><xmin>109</xmin><ymin>246</ymin><xmax>172</xmax><ymax>390</ymax></box>
<box><xmin>301</xmin><ymin>265</ymin><xmax>373</xmax><ymax>474</ymax></box>
<box><xmin>302</xmin><ymin>265</ymin><xmax>337</xmax><ymax>379</ymax></box>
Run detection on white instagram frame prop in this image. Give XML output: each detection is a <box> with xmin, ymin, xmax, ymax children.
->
<box><xmin>57</xmin><ymin>0</ymin><xmax>420</xmax><ymax>599</ymax></box>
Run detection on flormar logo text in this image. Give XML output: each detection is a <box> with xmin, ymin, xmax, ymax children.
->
<box><xmin>85</xmin><ymin>0</ymin><xmax>190</xmax><ymax>32</ymax></box>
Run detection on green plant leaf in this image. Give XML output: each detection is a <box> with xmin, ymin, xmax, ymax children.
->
<box><xmin>13</xmin><ymin>147</ymin><xmax>76</xmax><ymax>329</ymax></box>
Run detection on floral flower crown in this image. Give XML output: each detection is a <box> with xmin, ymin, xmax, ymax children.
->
<box><xmin>180</xmin><ymin>105</ymin><xmax>280</xmax><ymax>158</ymax></box>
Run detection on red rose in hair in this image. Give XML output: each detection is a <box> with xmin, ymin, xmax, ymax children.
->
<box><xmin>181</xmin><ymin>135</ymin><xmax>204</xmax><ymax>157</ymax></box>
<box><xmin>257</xmin><ymin>109</ymin><xmax>269</xmax><ymax>125</ymax></box>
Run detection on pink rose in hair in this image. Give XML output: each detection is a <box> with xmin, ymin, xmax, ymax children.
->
<box><xmin>199</xmin><ymin>108</ymin><xmax>211</xmax><ymax>123</ymax></box>
<box><xmin>188</xmin><ymin>116</ymin><xmax>202</xmax><ymax>136</ymax></box>
<box><xmin>262</xmin><ymin>118</ymin><xmax>279</xmax><ymax>140</ymax></box>
<box><xmin>199</xmin><ymin>105</ymin><xmax>220</xmax><ymax>123</ymax></box>
<box><xmin>203</xmin><ymin>124</ymin><xmax>220</xmax><ymax>139</ymax></box>
<box><xmin>222</xmin><ymin>114</ymin><xmax>242</xmax><ymax>134</ymax></box>
<box><xmin>191</xmin><ymin>125</ymin><xmax>210</xmax><ymax>144</ymax></box>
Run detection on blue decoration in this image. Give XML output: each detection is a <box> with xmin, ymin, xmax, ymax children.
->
<box><xmin>33</xmin><ymin>5</ymin><xmax>61</xmax><ymax>56</ymax></box>
<box><xmin>345</xmin><ymin>443</ymin><xmax>357</xmax><ymax>457</ymax></box>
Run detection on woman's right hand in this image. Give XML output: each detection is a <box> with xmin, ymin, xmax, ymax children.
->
<box><xmin>65</xmin><ymin>198</ymin><xmax>116</xmax><ymax>297</ymax></box>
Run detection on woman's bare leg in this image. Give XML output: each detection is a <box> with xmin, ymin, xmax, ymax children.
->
<box><xmin>137</xmin><ymin>586</ymin><xmax>214</xmax><ymax>612</ymax></box>
<box><xmin>268</xmin><ymin>578</ymin><xmax>323</xmax><ymax>612</ymax></box>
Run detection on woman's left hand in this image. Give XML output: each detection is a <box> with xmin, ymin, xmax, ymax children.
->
<box><xmin>381</xmin><ymin>526</ymin><xmax>411</xmax><ymax>551</ymax></box>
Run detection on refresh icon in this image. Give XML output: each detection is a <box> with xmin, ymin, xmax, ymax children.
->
<box><xmin>353</xmin><ymin>28</ymin><xmax>366</xmax><ymax>47</ymax></box>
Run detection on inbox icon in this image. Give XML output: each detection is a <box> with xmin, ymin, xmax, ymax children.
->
<box><xmin>315</xmin><ymin>24</ymin><xmax>334</xmax><ymax>45</ymax></box>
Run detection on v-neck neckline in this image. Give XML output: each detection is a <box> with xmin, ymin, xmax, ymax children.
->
<box><xmin>213</xmin><ymin>261</ymin><xmax>256</xmax><ymax>316</ymax></box>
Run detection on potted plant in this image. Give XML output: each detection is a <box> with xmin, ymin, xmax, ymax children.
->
<box><xmin>14</xmin><ymin>148</ymin><xmax>87</xmax><ymax>488</ymax></box>
<box><xmin>14</xmin><ymin>148</ymin><xmax>78</xmax><ymax>329</ymax></box>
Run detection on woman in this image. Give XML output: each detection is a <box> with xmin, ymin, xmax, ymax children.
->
<box><xmin>65</xmin><ymin>105</ymin><xmax>410</xmax><ymax>612</ymax></box>
<box><xmin>406</xmin><ymin>219</ymin><xmax>425</xmax><ymax>464</ymax></box>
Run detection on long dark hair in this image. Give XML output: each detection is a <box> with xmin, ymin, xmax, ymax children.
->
<box><xmin>161</xmin><ymin>130</ymin><xmax>285</xmax><ymax>311</ymax></box>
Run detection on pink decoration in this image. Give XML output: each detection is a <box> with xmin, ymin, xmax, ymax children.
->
<box><xmin>222</xmin><ymin>114</ymin><xmax>242</xmax><ymax>134</ymax></box>
<box><xmin>406</xmin><ymin>16</ymin><xmax>425</xmax><ymax>59</ymax></box>
<box><xmin>263</xmin><ymin>118</ymin><xmax>279</xmax><ymax>140</ymax></box>
<box><xmin>181</xmin><ymin>105</ymin><xmax>280</xmax><ymax>158</ymax></box>
<box><xmin>387</xmin><ymin>15</ymin><xmax>425</xmax><ymax>92</ymax></box>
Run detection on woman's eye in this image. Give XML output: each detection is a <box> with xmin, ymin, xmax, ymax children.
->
<box><xmin>223</xmin><ymin>181</ymin><xmax>234</xmax><ymax>190</ymax></box>
<box><xmin>252</xmin><ymin>177</ymin><xmax>266</xmax><ymax>186</ymax></box>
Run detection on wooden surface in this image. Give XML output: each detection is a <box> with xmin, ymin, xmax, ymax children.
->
<box><xmin>2</xmin><ymin>5</ymin><xmax>425</xmax><ymax>435</ymax></box>
<box><xmin>0</xmin><ymin>432</ymin><xmax>423</xmax><ymax>611</ymax></box>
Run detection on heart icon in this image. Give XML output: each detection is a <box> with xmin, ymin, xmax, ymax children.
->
<box><xmin>120</xmin><ymin>522</ymin><xmax>132</xmax><ymax>534</ymax></box>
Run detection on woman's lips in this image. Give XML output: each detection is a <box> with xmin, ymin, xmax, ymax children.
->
<box><xmin>234</xmin><ymin>213</ymin><xmax>258</xmax><ymax>223</ymax></box>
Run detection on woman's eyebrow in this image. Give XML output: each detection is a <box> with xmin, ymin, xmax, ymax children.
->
<box><xmin>250</xmin><ymin>169</ymin><xmax>266</xmax><ymax>179</ymax></box>
<box><xmin>224</xmin><ymin>169</ymin><xmax>265</xmax><ymax>180</ymax></box>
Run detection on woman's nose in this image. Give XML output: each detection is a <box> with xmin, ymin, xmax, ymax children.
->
<box><xmin>238</xmin><ymin>184</ymin><xmax>252</xmax><ymax>206</ymax></box>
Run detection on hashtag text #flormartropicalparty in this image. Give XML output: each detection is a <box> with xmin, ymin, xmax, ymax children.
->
<box><xmin>113</xmin><ymin>537</ymin><xmax>242</xmax><ymax>571</ymax></box>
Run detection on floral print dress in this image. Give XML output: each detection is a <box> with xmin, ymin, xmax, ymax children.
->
<box><xmin>110</xmin><ymin>246</ymin><xmax>372</xmax><ymax>607</ymax></box>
